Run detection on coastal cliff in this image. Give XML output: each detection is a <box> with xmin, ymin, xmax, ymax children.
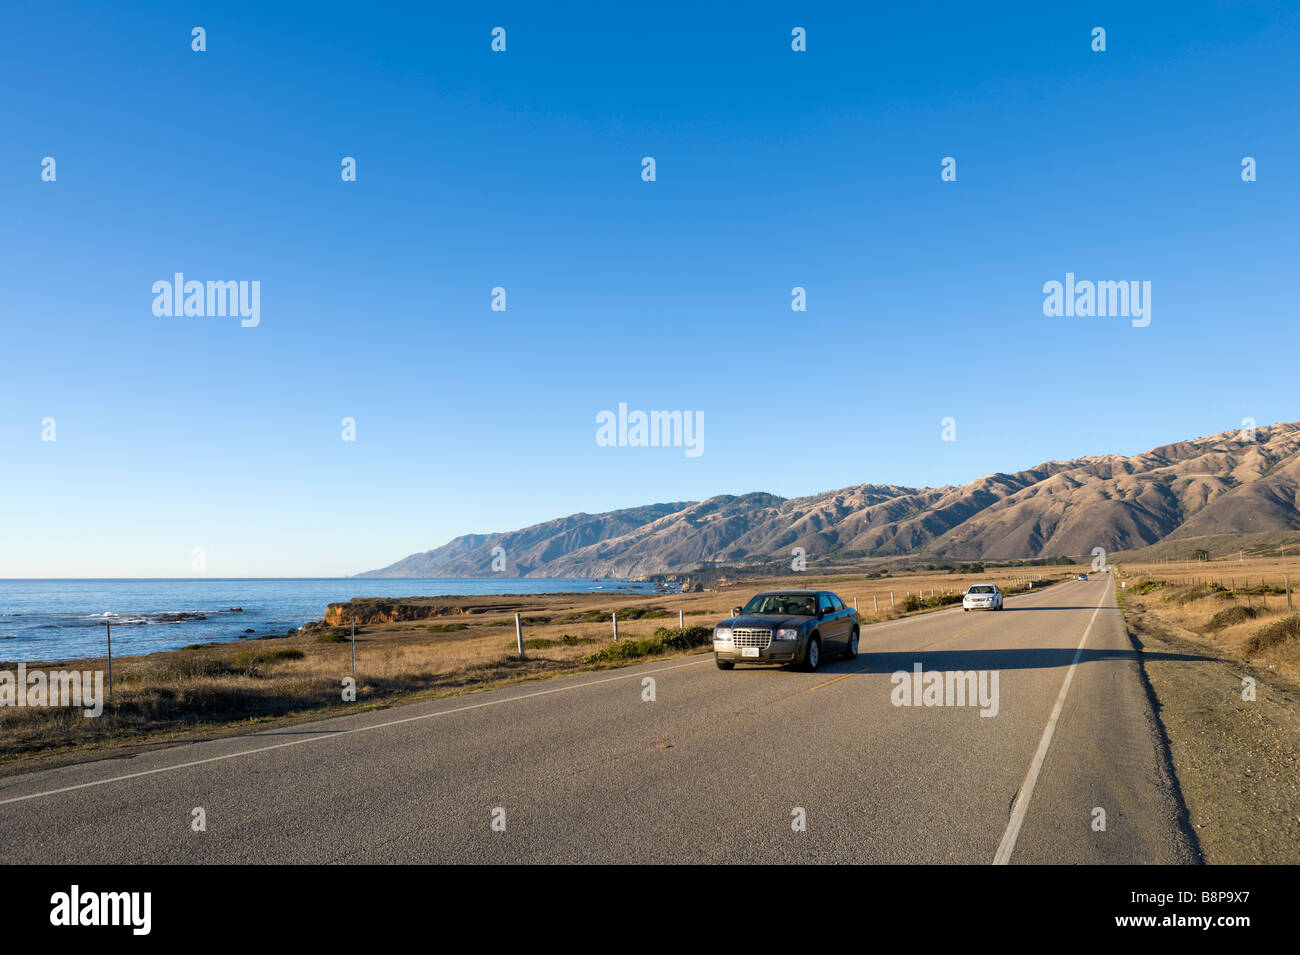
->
<box><xmin>319</xmin><ymin>596</ymin><xmax>531</xmax><ymax>627</ymax></box>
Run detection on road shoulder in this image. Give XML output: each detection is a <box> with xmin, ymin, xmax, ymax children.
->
<box><xmin>1125</xmin><ymin>604</ymin><xmax>1300</xmax><ymax>864</ymax></box>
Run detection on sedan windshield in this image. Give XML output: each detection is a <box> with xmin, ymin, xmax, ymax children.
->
<box><xmin>968</xmin><ymin>585</ymin><xmax>996</xmax><ymax>594</ymax></box>
<box><xmin>742</xmin><ymin>593</ymin><xmax>817</xmax><ymax>616</ymax></box>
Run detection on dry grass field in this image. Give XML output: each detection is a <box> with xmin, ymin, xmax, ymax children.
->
<box><xmin>0</xmin><ymin>566</ymin><xmax>1072</xmax><ymax>770</ymax></box>
<box><xmin>1114</xmin><ymin>555</ymin><xmax>1300</xmax><ymax>687</ymax></box>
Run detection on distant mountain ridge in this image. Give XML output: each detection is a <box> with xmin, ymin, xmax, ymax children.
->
<box><xmin>358</xmin><ymin>422</ymin><xmax>1300</xmax><ymax>578</ymax></box>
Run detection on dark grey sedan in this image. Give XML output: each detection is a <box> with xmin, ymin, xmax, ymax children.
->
<box><xmin>713</xmin><ymin>589</ymin><xmax>859</xmax><ymax>672</ymax></box>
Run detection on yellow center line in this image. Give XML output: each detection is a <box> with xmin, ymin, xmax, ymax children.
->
<box><xmin>809</xmin><ymin>671</ymin><xmax>860</xmax><ymax>690</ymax></box>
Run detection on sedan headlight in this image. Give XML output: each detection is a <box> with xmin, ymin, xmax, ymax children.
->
<box><xmin>776</xmin><ymin>628</ymin><xmax>799</xmax><ymax>641</ymax></box>
<box><xmin>714</xmin><ymin>627</ymin><xmax>732</xmax><ymax>642</ymax></box>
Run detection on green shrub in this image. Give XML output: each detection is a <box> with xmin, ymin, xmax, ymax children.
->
<box><xmin>580</xmin><ymin>626</ymin><xmax>712</xmax><ymax>665</ymax></box>
<box><xmin>899</xmin><ymin>592</ymin><xmax>960</xmax><ymax>613</ymax></box>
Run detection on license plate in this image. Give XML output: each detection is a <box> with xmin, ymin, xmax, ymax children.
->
<box><xmin>741</xmin><ymin>647</ymin><xmax>760</xmax><ymax>658</ymax></box>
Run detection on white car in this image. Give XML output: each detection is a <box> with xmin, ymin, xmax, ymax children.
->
<box><xmin>963</xmin><ymin>584</ymin><xmax>1004</xmax><ymax>611</ymax></box>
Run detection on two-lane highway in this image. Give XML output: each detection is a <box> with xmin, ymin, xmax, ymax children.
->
<box><xmin>0</xmin><ymin>576</ymin><xmax>1197</xmax><ymax>863</ymax></box>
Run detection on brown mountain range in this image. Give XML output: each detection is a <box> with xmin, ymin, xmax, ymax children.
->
<box><xmin>359</xmin><ymin>422</ymin><xmax>1300</xmax><ymax>578</ymax></box>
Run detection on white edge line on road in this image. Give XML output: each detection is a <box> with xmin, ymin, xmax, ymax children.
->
<box><xmin>992</xmin><ymin>578</ymin><xmax>1112</xmax><ymax>865</ymax></box>
<box><xmin>0</xmin><ymin>657</ymin><xmax>712</xmax><ymax>808</ymax></box>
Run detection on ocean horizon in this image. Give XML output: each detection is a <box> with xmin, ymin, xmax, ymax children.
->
<box><xmin>0</xmin><ymin>577</ymin><xmax>670</xmax><ymax>662</ymax></box>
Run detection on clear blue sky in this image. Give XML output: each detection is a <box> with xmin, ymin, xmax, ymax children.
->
<box><xmin>2</xmin><ymin>2</ymin><xmax>1297</xmax><ymax>577</ymax></box>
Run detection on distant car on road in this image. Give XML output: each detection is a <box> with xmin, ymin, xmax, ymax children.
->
<box><xmin>963</xmin><ymin>584</ymin><xmax>1004</xmax><ymax>611</ymax></box>
<box><xmin>1078</xmin><ymin>573</ymin><xmax>1089</xmax><ymax>581</ymax></box>
<box><xmin>713</xmin><ymin>589</ymin><xmax>858</xmax><ymax>672</ymax></box>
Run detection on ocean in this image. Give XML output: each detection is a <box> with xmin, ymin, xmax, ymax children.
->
<box><xmin>0</xmin><ymin>578</ymin><xmax>667</xmax><ymax>662</ymax></box>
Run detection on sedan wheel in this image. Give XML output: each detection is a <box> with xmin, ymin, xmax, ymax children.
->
<box><xmin>845</xmin><ymin>628</ymin><xmax>859</xmax><ymax>660</ymax></box>
<box><xmin>804</xmin><ymin>637</ymin><xmax>821</xmax><ymax>672</ymax></box>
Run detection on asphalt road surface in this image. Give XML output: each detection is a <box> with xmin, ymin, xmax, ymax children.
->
<box><xmin>0</xmin><ymin>576</ymin><xmax>1199</xmax><ymax>864</ymax></box>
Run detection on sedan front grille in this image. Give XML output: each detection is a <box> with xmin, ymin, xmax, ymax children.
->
<box><xmin>732</xmin><ymin>629</ymin><xmax>772</xmax><ymax>649</ymax></box>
